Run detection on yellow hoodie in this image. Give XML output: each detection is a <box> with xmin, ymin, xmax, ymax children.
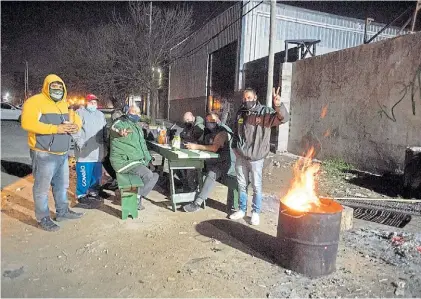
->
<box><xmin>21</xmin><ymin>74</ymin><xmax>82</xmax><ymax>155</ymax></box>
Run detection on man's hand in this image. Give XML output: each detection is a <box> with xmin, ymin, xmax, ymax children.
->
<box><xmin>272</xmin><ymin>87</ymin><xmax>281</xmax><ymax>107</ymax></box>
<box><xmin>57</xmin><ymin>123</ymin><xmax>79</xmax><ymax>134</ymax></box>
<box><xmin>118</xmin><ymin>129</ymin><xmax>132</xmax><ymax>137</ymax></box>
<box><xmin>185</xmin><ymin>143</ymin><xmax>198</xmax><ymax>150</ymax></box>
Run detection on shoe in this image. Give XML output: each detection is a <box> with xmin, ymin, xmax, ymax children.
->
<box><xmin>38</xmin><ymin>216</ymin><xmax>60</xmax><ymax>232</ymax></box>
<box><xmin>76</xmin><ymin>196</ymin><xmax>99</xmax><ymax>209</ymax></box>
<box><xmin>88</xmin><ymin>190</ymin><xmax>100</xmax><ymax>199</ymax></box>
<box><xmin>137</xmin><ymin>197</ymin><xmax>145</xmax><ymax>211</ymax></box>
<box><xmin>108</xmin><ymin>179</ymin><xmax>118</xmax><ymax>191</ymax></box>
<box><xmin>229</xmin><ymin>210</ymin><xmax>246</xmax><ymax>220</ymax></box>
<box><xmin>183</xmin><ymin>202</ymin><xmax>201</xmax><ymax>213</ymax></box>
<box><xmin>251</xmin><ymin>212</ymin><xmax>260</xmax><ymax>226</ymax></box>
<box><xmin>55</xmin><ymin>209</ymin><xmax>84</xmax><ymax>222</ymax></box>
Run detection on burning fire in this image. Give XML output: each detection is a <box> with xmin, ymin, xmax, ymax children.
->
<box><xmin>281</xmin><ymin>147</ymin><xmax>321</xmax><ymax>212</ymax></box>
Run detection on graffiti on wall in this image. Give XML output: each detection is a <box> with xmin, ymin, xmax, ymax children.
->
<box><xmin>377</xmin><ymin>65</ymin><xmax>421</xmax><ymax>122</ymax></box>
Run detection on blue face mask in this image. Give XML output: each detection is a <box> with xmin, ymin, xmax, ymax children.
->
<box><xmin>127</xmin><ymin>114</ymin><xmax>140</xmax><ymax>123</ymax></box>
<box><xmin>86</xmin><ymin>106</ymin><xmax>97</xmax><ymax>112</ymax></box>
<box><xmin>50</xmin><ymin>89</ymin><xmax>64</xmax><ymax>102</ymax></box>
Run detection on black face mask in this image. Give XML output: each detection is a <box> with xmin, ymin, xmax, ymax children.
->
<box><xmin>205</xmin><ymin>122</ymin><xmax>217</xmax><ymax>131</ymax></box>
<box><xmin>244</xmin><ymin>101</ymin><xmax>256</xmax><ymax>110</ymax></box>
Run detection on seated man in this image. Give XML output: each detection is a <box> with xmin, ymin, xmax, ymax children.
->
<box><xmin>109</xmin><ymin>105</ymin><xmax>158</xmax><ymax>210</ymax></box>
<box><xmin>177</xmin><ymin>112</ymin><xmax>206</xmax><ymax>192</ymax></box>
<box><xmin>180</xmin><ymin>112</ymin><xmax>205</xmax><ymax>143</ymax></box>
<box><xmin>182</xmin><ymin>112</ymin><xmax>234</xmax><ymax>213</ymax></box>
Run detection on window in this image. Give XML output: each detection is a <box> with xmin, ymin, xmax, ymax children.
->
<box><xmin>1</xmin><ymin>103</ymin><xmax>12</xmax><ymax>109</ymax></box>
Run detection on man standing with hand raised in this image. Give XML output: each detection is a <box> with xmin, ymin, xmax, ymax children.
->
<box><xmin>229</xmin><ymin>87</ymin><xmax>289</xmax><ymax>226</ymax></box>
<box><xmin>21</xmin><ymin>74</ymin><xmax>84</xmax><ymax>232</ymax></box>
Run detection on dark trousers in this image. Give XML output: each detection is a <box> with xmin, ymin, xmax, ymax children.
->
<box><xmin>103</xmin><ymin>154</ymin><xmax>116</xmax><ymax>180</ymax></box>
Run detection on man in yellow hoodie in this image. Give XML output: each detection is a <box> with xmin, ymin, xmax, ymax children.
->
<box><xmin>21</xmin><ymin>74</ymin><xmax>83</xmax><ymax>232</ymax></box>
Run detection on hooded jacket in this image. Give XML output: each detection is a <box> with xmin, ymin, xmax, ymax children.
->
<box><xmin>232</xmin><ymin>102</ymin><xmax>289</xmax><ymax>161</ymax></box>
<box><xmin>109</xmin><ymin>115</ymin><xmax>152</xmax><ymax>173</ymax></box>
<box><xmin>21</xmin><ymin>74</ymin><xmax>82</xmax><ymax>155</ymax></box>
<box><xmin>72</xmin><ymin>107</ymin><xmax>107</xmax><ymax>162</ymax></box>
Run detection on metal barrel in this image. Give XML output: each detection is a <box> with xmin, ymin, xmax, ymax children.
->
<box><xmin>276</xmin><ymin>198</ymin><xmax>343</xmax><ymax>277</ymax></box>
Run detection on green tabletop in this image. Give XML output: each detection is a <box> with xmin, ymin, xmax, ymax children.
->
<box><xmin>147</xmin><ymin>141</ymin><xmax>219</xmax><ymax>161</ymax></box>
<box><xmin>147</xmin><ymin>140</ymin><xmax>219</xmax><ymax>211</ymax></box>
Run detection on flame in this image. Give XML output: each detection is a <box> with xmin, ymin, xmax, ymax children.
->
<box><xmin>323</xmin><ymin>129</ymin><xmax>331</xmax><ymax>137</ymax></box>
<box><xmin>281</xmin><ymin>147</ymin><xmax>321</xmax><ymax>212</ymax></box>
<box><xmin>320</xmin><ymin>105</ymin><xmax>328</xmax><ymax>119</ymax></box>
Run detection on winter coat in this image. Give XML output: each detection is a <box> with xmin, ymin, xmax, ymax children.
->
<box><xmin>21</xmin><ymin>74</ymin><xmax>82</xmax><ymax>155</ymax></box>
<box><xmin>232</xmin><ymin>102</ymin><xmax>289</xmax><ymax>161</ymax></box>
<box><xmin>72</xmin><ymin>107</ymin><xmax>107</xmax><ymax>162</ymax></box>
<box><xmin>180</xmin><ymin>116</ymin><xmax>205</xmax><ymax>143</ymax></box>
<box><xmin>109</xmin><ymin>115</ymin><xmax>152</xmax><ymax>173</ymax></box>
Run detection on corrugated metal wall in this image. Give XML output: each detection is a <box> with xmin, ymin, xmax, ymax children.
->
<box><xmin>170</xmin><ymin>1</ymin><xmax>405</xmax><ymax>102</ymax></box>
<box><xmin>241</xmin><ymin>1</ymin><xmax>404</xmax><ymax>64</ymax></box>
<box><xmin>169</xmin><ymin>2</ymin><xmax>242</xmax><ymax>102</ymax></box>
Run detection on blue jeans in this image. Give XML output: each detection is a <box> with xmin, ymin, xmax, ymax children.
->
<box><xmin>76</xmin><ymin>162</ymin><xmax>102</xmax><ymax>198</ymax></box>
<box><xmin>30</xmin><ymin>150</ymin><xmax>69</xmax><ymax>221</ymax></box>
<box><xmin>235</xmin><ymin>155</ymin><xmax>264</xmax><ymax>213</ymax></box>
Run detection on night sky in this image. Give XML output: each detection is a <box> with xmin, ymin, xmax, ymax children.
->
<box><xmin>1</xmin><ymin>1</ymin><xmax>418</xmax><ymax>95</ymax></box>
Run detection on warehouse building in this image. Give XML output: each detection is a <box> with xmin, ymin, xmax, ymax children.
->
<box><xmin>168</xmin><ymin>1</ymin><xmax>404</xmax><ymax>125</ymax></box>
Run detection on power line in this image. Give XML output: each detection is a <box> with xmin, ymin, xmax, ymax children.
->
<box><xmin>170</xmin><ymin>1</ymin><xmax>263</xmax><ymax>64</ymax></box>
<box><xmin>171</xmin><ymin>1</ymin><xmax>242</xmax><ymax>52</ymax></box>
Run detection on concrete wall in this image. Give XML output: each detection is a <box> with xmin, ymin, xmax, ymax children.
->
<box><xmin>288</xmin><ymin>32</ymin><xmax>421</xmax><ymax>173</ymax></box>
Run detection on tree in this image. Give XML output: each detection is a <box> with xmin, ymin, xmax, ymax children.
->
<box><xmin>112</xmin><ymin>2</ymin><xmax>193</xmax><ymax>122</ymax></box>
<box><xmin>54</xmin><ymin>2</ymin><xmax>193</xmax><ymax>122</ymax></box>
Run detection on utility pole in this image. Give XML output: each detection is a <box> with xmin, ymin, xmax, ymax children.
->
<box><xmin>24</xmin><ymin>61</ymin><xmax>29</xmax><ymax>101</ymax></box>
<box><xmin>266</xmin><ymin>0</ymin><xmax>276</xmax><ymax>107</ymax></box>
<box><xmin>411</xmin><ymin>0</ymin><xmax>421</xmax><ymax>32</ymax></box>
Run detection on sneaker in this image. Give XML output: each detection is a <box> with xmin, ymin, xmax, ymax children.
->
<box><xmin>76</xmin><ymin>196</ymin><xmax>99</xmax><ymax>209</ymax></box>
<box><xmin>55</xmin><ymin>209</ymin><xmax>84</xmax><ymax>222</ymax></box>
<box><xmin>183</xmin><ymin>202</ymin><xmax>201</xmax><ymax>213</ymax></box>
<box><xmin>108</xmin><ymin>179</ymin><xmax>118</xmax><ymax>191</ymax></box>
<box><xmin>137</xmin><ymin>197</ymin><xmax>145</xmax><ymax>211</ymax></box>
<box><xmin>38</xmin><ymin>216</ymin><xmax>60</xmax><ymax>232</ymax></box>
<box><xmin>229</xmin><ymin>210</ymin><xmax>246</xmax><ymax>220</ymax></box>
<box><xmin>251</xmin><ymin>212</ymin><xmax>260</xmax><ymax>226</ymax></box>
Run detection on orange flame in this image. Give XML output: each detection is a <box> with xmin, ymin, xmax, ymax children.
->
<box><xmin>281</xmin><ymin>147</ymin><xmax>321</xmax><ymax>212</ymax></box>
<box><xmin>320</xmin><ymin>105</ymin><xmax>328</xmax><ymax>119</ymax></box>
<box><xmin>323</xmin><ymin>129</ymin><xmax>331</xmax><ymax>138</ymax></box>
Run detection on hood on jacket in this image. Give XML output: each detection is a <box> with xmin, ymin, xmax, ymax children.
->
<box><xmin>194</xmin><ymin>115</ymin><xmax>205</xmax><ymax>126</ymax></box>
<box><xmin>41</xmin><ymin>74</ymin><xmax>67</xmax><ymax>103</ymax></box>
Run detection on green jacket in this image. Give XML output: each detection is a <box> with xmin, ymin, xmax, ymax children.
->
<box><xmin>109</xmin><ymin>115</ymin><xmax>152</xmax><ymax>173</ymax></box>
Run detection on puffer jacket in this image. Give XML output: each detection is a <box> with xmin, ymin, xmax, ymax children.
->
<box><xmin>72</xmin><ymin>107</ymin><xmax>107</xmax><ymax>162</ymax></box>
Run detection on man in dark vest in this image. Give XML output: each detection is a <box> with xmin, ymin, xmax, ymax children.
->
<box><xmin>182</xmin><ymin>112</ymin><xmax>234</xmax><ymax>212</ymax></box>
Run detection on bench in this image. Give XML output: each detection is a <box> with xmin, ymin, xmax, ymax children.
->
<box><xmin>116</xmin><ymin>173</ymin><xmax>144</xmax><ymax>220</ymax></box>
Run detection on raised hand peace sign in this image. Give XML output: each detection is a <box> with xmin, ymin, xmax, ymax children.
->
<box><xmin>272</xmin><ymin>87</ymin><xmax>281</xmax><ymax>107</ymax></box>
